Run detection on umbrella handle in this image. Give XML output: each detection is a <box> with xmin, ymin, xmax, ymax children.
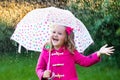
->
<box><xmin>18</xmin><ymin>44</ymin><xmax>21</xmax><ymax>53</ymax></box>
<box><xmin>47</xmin><ymin>51</ymin><xmax>51</xmax><ymax>70</ymax></box>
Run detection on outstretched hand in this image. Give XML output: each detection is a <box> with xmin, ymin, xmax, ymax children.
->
<box><xmin>97</xmin><ymin>44</ymin><xmax>115</xmax><ymax>57</ymax></box>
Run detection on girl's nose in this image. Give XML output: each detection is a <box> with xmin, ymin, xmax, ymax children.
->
<box><xmin>54</xmin><ymin>33</ymin><xmax>58</xmax><ymax>37</ymax></box>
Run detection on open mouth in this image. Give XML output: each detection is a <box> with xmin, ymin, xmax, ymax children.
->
<box><xmin>52</xmin><ymin>38</ymin><xmax>59</xmax><ymax>42</ymax></box>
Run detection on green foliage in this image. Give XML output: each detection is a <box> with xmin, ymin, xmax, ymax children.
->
<box><xmin>67</xmin><ymin>0</ymin><xmax>120</xmax><ymax>68</ymax></box>
<box><xmin>0</xmin><ymin>22</ymin><xmax>16</xmax><ymax>53</ymax></box>
<box><xmin>116</xmin><ymin>28</ymin><xmax>120</xmax><ymax>36</ymax></box>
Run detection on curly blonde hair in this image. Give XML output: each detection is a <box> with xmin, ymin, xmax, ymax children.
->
<box><xmin>64</xmin><ymin>31</ymin><xmax>76</xmax><ymax>54</ymax></box>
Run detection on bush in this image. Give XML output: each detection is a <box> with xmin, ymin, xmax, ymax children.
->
<box><xmin>0</xmin><ymin>22</ymin><xmax>17</xmax><ymax>53</ymax></box>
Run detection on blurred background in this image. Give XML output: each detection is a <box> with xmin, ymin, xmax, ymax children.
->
<box><xmin>0</xmin><ymin>0</ymin><xmax>120</xmax><ymax>80</ymax></box>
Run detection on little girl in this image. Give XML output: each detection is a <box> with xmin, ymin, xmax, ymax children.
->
<box><xmin>36</xmin><ymin>25</ymin><xmax>114</xmax><ymax>80</ymax></box>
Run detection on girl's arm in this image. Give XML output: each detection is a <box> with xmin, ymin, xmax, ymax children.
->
<box><xmin>36</xmin><ymin>47</ymin><xmax>52</xmax><ymax>80</ymax></box>
<box><xmin>74</xmin><ymin>51</ymin><xmax>100</xmax><ymax>67</ymax></box>
<box><xmin>74</xmin><ymin>44</ymin><xmax>114</xmax><ymax>67</ymax></box>
<box><xmin>36</xmin><ymin>51</ymin><xmax>47</xmax><ymax>80</ymax></box>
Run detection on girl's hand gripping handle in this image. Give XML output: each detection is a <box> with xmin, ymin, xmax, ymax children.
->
<box><xmin>43</xmin><ymin>70</ymin><xmax>51</xmax><ymax>79</ymax></box>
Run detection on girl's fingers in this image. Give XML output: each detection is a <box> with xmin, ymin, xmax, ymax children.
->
<box><xmin>108</xmin><ymin>46</ymin><xmax>114</xmax><ymax>50</ymax></box>
<box><xmin>105</xmin><ymin>49</ymin><xmax>115</xmax><ymax>55</ymax></box>
<box><xmin>109</xmin><ymin>49</ymin><xmax>115</xmax><ymax>52</ymax></box>
<box><xmin>108</xmin><ymin>50</ymin><xmax>114</xmax><ymax>53</ymax></box>
<box><xmin>105</xmin><ymin>52</ymin><xmax>111</xmax><ymax>56</ymax></box>
<box><xmin>108</xmin><ymin>52</ymin><xmax>114</xmax><ymax>54</ymax></box>
<box><xmin>108</xmin><ymin>49</ymin><xmax>115</xmax><ymax>53</ymax></box>
<box><xmin>102</xmin><ymin>44</ymin><xmax>108</xmax><ymax>48</ymax></box>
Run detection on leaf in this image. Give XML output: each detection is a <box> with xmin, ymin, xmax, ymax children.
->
<box><xmin>0</xmin><ymin>31</ymin><xmax>5</xmax><ymax>40</ymax></box>
<box><xmin>116</xmin><ymin>27</ymin><xmax>120</xmax><ymax>36</ymax></box>
<box><xmin>0</xmin><ymin>23</ymin><xmax>7</xmax><ymax>31</ymax></box>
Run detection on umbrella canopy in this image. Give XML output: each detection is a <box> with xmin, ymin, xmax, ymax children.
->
<box><xmin>11</xmin><ymin>7</ymin><xmax>93</xmax><ymax>52</ymax></box>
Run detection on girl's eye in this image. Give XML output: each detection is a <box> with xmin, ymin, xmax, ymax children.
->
<box><xmin>52</xmin><ymin>31</ymin><xmax>56</xmax><ymax>33</ymax></box>
<box><xmin>52</xmin><ymin>31</ymin><xmax>62</xmax><ymax>35</ymax></box>
<box><xmin>58</xmin><ymin>32</ymin><xmax>62</xmax><ymax>35</ymax></box>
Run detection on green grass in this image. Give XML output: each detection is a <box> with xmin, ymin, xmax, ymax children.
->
<box><xmin>0</xmin><ymin>53</ymin><xmax>120</xmax><ymax>80</ymax></box>
<box><xmin>0</xmin><ymin>53</ymin><xmax>39</xmax><ymax>80</ymax></box>
<box><xmin>76</xmin><ymin>65</ymin><xmax>120</xmax><ymax>80</ymax></box>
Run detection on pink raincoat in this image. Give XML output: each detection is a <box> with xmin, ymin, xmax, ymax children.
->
<box><xmin>36</xmin><ymin>46</ymin><xmax>100</xmax><ymax>80</ymax></box>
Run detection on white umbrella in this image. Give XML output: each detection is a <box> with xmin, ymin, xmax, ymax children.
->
<box><xmin>11</xmin><ymin>7</ymin><xmax>93</xmax><ymax>53</ymax></box>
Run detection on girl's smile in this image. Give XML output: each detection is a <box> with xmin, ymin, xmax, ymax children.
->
<box><xmin>51</xmin><ymin>25</ymin><xmax>67</xmax><ymax>50</ymax></box>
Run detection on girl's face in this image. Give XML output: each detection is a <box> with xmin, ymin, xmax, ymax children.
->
<box><xmin>51</xmin><ymin>25</ymin><xmax>67</xmax><ymax>50</ymax></box>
